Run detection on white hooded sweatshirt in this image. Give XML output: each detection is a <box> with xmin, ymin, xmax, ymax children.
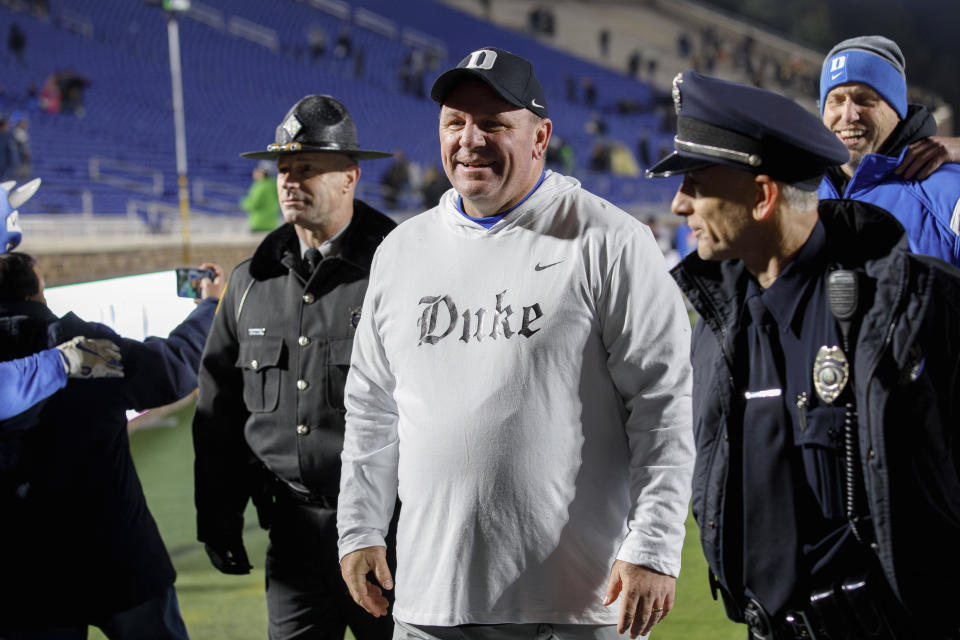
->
<box><xmin>338</xmin><ymin>171</ymin><xmax>694</xmax><ymax>626</ymax></box>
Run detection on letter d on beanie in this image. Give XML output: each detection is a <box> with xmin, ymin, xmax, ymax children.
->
<box><xmin>820</xmin><ymin>35</ymin><xmax>907</xmax><ymax>119</ymax></box>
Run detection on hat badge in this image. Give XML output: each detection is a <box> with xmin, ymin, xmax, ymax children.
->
<box><xmin>671</xmin><ymin>73</ymin><xmax>684</xmax><ymax>114</ymax></box>
<box><xmin>281</xmin><ymin>113</ymin><xmax>302</xmax><ymax>143</ymax></box>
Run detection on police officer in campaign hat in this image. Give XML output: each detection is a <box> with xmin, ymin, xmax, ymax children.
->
<box><xmin>193</xmin><ymin>94</ymin><xmax>398</xmax><ymax>639</ymax></box>
<box><xmin>649</xmin><ymin>71</ymin><xmax>960</xmax><ymax>640</ymax></box>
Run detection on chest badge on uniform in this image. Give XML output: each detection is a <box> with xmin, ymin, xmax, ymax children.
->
<box><xmin>813</xmin><ymin>345</ymin><xmax>849</xmax><ymax>405</ymax></box>
<box><xmin>349</xmin><ymin>306</ymin><xmax>362</xmax><ymax>329</ymax></box>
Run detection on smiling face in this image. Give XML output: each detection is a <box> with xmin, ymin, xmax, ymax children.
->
<box><xmin>439</xmin><ymin>80</ymin><xmax>551</xmax><ymax>217</ymax></box>
<box><xmin>276</xmin><ymin>152</ymin><xmax>359</xmax><ymax>235</ymax></box>
<box><xmin>822</xmin><ymin>83</ymin><xmax>900</xmax><ymax>177</ymax></box>
<box><xmin>670</xmin><ymin>165</ymin><xmax>759</xmax><ymax>262</ymax></box>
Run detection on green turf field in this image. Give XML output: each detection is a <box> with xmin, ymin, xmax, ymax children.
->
<box><xmin>90</xmin><ymin>399</ymin><xmax>743</xmax><ymax>640</ymax></box>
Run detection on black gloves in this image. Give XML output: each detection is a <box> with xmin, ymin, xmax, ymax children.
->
<box><xmin>204</xmin><ymin>541</ymin><xmax>253</xmax><ymax>575</ymax></box>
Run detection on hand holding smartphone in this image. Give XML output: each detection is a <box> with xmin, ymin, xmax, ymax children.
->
<box><xmin>175</xmin><ymin>267</ymin><xmax>217</xmax><ymax>299</ymax></box>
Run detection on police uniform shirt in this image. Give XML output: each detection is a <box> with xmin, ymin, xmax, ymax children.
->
<box><xmin>268</xmin><ymin>219</ymin><xmax>352</xmax><ymax>496</ymax></box>
<box><xmin>297</xmin><ymin>218</ymin><xmax>350</xmax><ymax>268</ymax></box>
<box><xmin>740</xmin><ymin>219</ymin><xmax>872</xmax><ymax>611</ymax></box>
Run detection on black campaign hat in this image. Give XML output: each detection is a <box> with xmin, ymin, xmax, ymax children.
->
<box><xmin>430</xmin><ymin>47</ymin><xmax>548</xmax><ymax>118</ymax></box>
<box><xmin>647</xmin><ymin>71</ymin><xmax>849</xmax><ymax>190</ymax></box>
<box><xmin>240</xmin><ymin>95</ymin><xmax>391</xmax><ymax>161</ymax></box>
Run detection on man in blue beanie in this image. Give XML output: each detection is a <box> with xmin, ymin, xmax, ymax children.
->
<box><xmin>818</xmin><ymin>35</ymin><xmax>960</xmax><ymax>265</ymax></box>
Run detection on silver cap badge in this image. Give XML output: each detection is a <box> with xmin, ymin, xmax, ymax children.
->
<box><xmin>280</xmin><ymin>113</ymin><xmax>302</xmax><ymax>143</ymax></box>
<box><xmin>671</xmin><ymin>73</ymin><xmax>684</xmax><ymax>114</ymax></box>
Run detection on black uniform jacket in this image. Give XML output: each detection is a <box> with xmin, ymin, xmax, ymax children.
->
<box><xmin>672</xmin><ymin>199</ymin><xmax>960</xmax><ymax>635</ymax></box>
<box><xmin>0</xmin><ymin>298</ymin><xmax>216</xmax><ymax>628</ymax></box>
<box><xmin>193</xmin><ymin>200</ymin><xmax>395</xmax><ymax>547</ymax></box>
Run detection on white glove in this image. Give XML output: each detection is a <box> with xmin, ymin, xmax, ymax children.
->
<box><xmin>56</xmin><ymin>336</ymin><xmax>124</xmax><ymax>379</ymax></box>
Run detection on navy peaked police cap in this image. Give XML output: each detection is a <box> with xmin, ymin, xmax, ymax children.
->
<box><xmin>647</xmin><ymin>71</ymin><xmax>849</xmax><ymax>190</ymax></box>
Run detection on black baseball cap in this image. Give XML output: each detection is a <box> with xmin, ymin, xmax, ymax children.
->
<box><xmin>647</xmin><ymin>71</ymin><xmax>849</xmax><ymax>190</ymax></box>
<box><xmin>430</xmin><ymin>47</ymin><xmax>548</xmax><ymax>118</ymax></box>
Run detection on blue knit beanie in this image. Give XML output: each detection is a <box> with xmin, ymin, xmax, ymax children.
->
<box><xmin>819</xmin><ymin>35</ymin><xmax>907</xmax><ymax>119</ymax></box>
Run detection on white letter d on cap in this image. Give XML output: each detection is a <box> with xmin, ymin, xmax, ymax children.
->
<box><xmin>465</xmin><ymin>49</ymin><xmax>497</xmax><ymax>70</ymax></box>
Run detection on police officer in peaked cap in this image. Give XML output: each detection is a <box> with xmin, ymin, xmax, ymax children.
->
<box><xmin>650</xmin><ymin>71</ymin><xmax>960</xmax><ymax>640</ymax></box>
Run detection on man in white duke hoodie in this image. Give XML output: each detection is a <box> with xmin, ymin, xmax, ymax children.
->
<box><xmin>337</xmin><ymin>46</ymin><xmax>694</xmax><ymax>640</ymax></box>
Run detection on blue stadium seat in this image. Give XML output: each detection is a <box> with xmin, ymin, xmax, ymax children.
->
<box><xmin>14</xmin><ymin>0</ymin><xmax>674</xmax><ymax>217</ymax></box>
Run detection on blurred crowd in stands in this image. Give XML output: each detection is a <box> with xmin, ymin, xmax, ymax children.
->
<box><xmin>377</xmin><ymin>150</ymin><xmax>451</xmax><ymax>211</ymax></box>
<box><xmin>0</xmin><ymin>110</ymin><xmax>30</xmax><ymax>182</ymax></box>
<box><xmin>679</xmin><ymin>27</ymin><xmax>819</xmax><ymax>97</ymax></box>
<box><xmin>35</xmin><ymin>68</ymin><xmax>90</xmax><ymax>117</ymax></box>
<box><xmin>0</xmin><ymin>0</ymin><xmax>820</xmax><ymax>222</ymax></box>
<box><xmin>6</xmin><ymin>20</ymin><xmax>89</xmax><ymax>117</ymax></box>
<box><xmin>303</xmin><ymin>21</ymin><xmax>442</xmax><ymax>101</ymax></box>
<box><xmin>307</xmin><ymin>24</ymin><xmax>370</xmax><ymax>80</ymax></box>
<box><xmin>526</xmin><ymin>4</ymin><xmax>821</xmax><ymax>105</ymax></box>
<box><xmin>2</xmin><ymin>21</ymin><xmax>90</xmax><ymax>183</ymax></box>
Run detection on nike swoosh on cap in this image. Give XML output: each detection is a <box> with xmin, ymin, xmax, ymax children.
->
<box><xmin>831</xmin><ymin>72</ymin><xmax>842</xmax><ymax>80</ymax></box>
<box><xmin>531</xmin><ymin>98</ymin><xmax>544</xmax><ymax>108</ymax></box>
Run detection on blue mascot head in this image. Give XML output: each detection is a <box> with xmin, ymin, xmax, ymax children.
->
<box><xmin>1</xmin><ymin>178</ymin><xmax>41</xmax><ymax>253</ymax></box>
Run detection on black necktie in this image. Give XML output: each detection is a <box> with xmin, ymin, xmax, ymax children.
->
<box><xmin>304</xmin><ymin>248</ymin><xmax>321</xmax><ymax>275</ymax></box>
<box><xmin>742</xmin><ymin>293</ymin><xmax>800</xmax><ymax>615</ymax></box>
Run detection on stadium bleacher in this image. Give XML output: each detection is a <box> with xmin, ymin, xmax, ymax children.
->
<box><xmin>3</xmin><ymin>0</ymin><xmax>681</xmax><ymax>226</ymax></box>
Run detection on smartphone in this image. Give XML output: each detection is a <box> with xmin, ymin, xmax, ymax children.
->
<box><xmin>175</xmin><ymin>267</ymin><xmax>215</xmax><ymax>299</ymax></box>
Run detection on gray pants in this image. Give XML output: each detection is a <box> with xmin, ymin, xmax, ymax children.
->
<box><xmin>394</xmin><ymin>619</ymin><xmax>632</xmax><ymax>640</ymax></box>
